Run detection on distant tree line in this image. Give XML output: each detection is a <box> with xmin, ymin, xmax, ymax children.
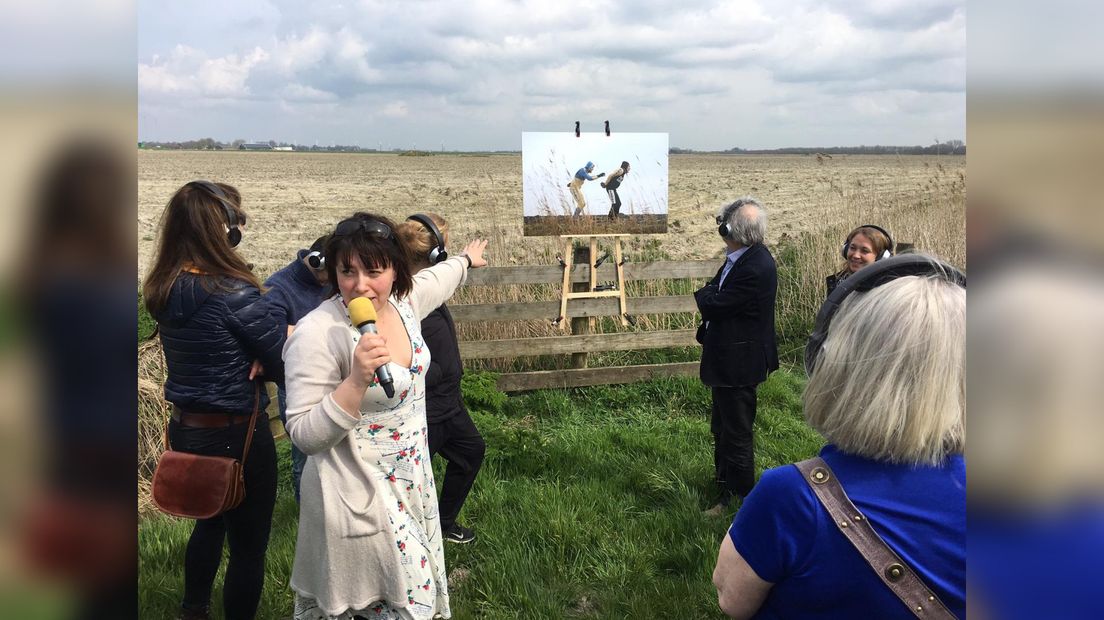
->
<box><xmin>671</xmin><ymin>140</ymin><xmax>965</xmax><ymax>155</ymax></box>
<box><xmin>138</xmin><ymin>138</ymin><xmax>374</xmax><ymax>152</ymax></box>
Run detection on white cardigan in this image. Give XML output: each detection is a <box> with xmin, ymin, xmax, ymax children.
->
<box><xmin>283</xmin><ymin>256</ymin><xmax>468</xmax><ymax>617</ymax></box>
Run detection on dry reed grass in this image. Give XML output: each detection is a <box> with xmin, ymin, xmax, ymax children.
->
<box><xmin>138</xmin><ymin>340</ymin><xmax>170</xmax><ymax>515</ymax></box>
<box><xmin>136</xmin><ymin>153</ymin><xmax>965</xmax><ymax>500</ymax></box>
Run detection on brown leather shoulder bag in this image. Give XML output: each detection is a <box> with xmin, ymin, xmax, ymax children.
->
<box><xmin>151</xmin><ymin>384</ymin><xmax>260</xmax><ymax>519</ymax></box>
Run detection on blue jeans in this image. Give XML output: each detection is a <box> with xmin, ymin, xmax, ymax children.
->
<box><xmin>277</xmin><ymin>385</ymin><xmax>307</xmax><ymax>503</ymax></box>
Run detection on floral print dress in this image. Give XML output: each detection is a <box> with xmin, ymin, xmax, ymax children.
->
<box><xmin>293</xmin><ymin>295</ymin><xmax>449</xmax><ymax>620</ymax></box>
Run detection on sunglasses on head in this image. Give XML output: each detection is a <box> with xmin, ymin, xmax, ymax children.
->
<box><xmin>333</xmin><ymin>218</ymin><xmax>394</xmax><ymax>240</ymax></box>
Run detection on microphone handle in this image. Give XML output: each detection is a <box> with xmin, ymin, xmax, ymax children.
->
<box><xmin>356</xmin><ymin>322</ymin><xmax>397</xmax><ymax>398</ymax></box>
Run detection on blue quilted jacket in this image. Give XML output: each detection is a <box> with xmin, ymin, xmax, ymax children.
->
<box><xmin>153</xmin><ymin>273</ymin><xmax>285</xmax><ymax>414</ymax></box>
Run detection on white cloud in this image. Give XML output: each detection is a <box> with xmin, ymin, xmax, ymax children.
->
<box><xmin>138</xmin><ymin>0</ymin><xmax>965</xmax><ymax>148</ymax></box>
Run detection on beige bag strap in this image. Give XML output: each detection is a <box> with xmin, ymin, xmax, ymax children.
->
<box><xmin>795</xmin><ymin>457</ymin><xmax>957</xmax><ymax>620</ymax></box>
<box><xmin>163</xmin><ymin>382</ymin><xmax>262</xmax><ymax>466</ymax></box>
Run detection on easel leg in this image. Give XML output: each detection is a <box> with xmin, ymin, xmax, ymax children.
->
<box><xmin>615</xmin><ymin>238</ymin><xmax>628</xmax><ymax>326</ymax></box>
<box><xmin>559</xmin><ymin>238</ymin><xmax>572</xmax><ymax>332</ymax></box>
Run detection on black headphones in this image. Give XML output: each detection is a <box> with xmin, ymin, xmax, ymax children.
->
<box><xmin>716</xmin><ymin>201</ymin><xmax>741</xmax><ymax>238</ymax></box>
<box><xmin>841</xmin><ymin>224</ymin><xmax>894</xmax><ymax>260</ymax></box>
<box><xmin>804</xmin><ymin>254</ymin><xmax>966</xmax><ymax>376</ymax></box>
<box><xmin>407</xmin><ymin>214</ymin><xmax>448</xmax><ymax>264</ymax></box>
<box><xmin>306</xmin><ymin>251</ymin><xmax>324</xmax><ymax>270</ymax></box>
<box><xmin>189</xmin><ymin>180</ymin><xmax>241</xmax><ymax>247</ymax></box>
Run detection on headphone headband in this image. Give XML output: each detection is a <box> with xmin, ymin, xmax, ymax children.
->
<box><xmin>805</xmin><ymin>254</ymin><xmax>966</xmax><ymax>376</ymax></box>
<box><xmin>189</xmin><ymin>180</ymin><xmax>241</xmax><ymax>247</ymax></box>
<box><xmin>407</xmin><ymin>214</ymin><xmax>448</xmax><ymax>264</ymax></box>
<box><xmin>716</xmin><ymin>201</ymin><xmax>739</xmax><ymax>239</ymax></box>
<box><xmin>843</xmin><ymin>224</ymin><xmax>895</xmax><ymax>260</ymax></box>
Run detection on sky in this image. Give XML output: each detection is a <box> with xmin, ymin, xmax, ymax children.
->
<box><xmin>137</xmin><ymin>0</ymin><xmax>965</xmax><ymax>151</ymax></box>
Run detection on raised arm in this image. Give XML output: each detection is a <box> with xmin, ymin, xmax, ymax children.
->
<box><xmin>410</xmin><ymin>239</ymin><xmax>488</xmax><ymax>320</ymax></box>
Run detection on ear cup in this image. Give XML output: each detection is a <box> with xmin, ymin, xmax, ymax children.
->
<box><xmin>718</xmin><ymin>223</ymin><xmax>731</xmax><ymax>238</ymax></box>
<box><xmin>841</xmin><ymin>242</ymin><xmax>850</xmax><ymax>259</ymax></box>
<box><xmin>407</xmin><ymin>214</ymin><xmax>447</xmax><ymax>264</ymax></box>
<box><xmin>307</xmin><ymin>251</ymin><xmax>324</xmax><ymax>270</ymax></box>
<box><xmin>190</xmin><ymin>181</ymin><xmax>241</xmax><ymax>248</ymax></box>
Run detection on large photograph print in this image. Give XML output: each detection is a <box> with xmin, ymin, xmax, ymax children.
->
<box><xmin>523</xmin><ymin>132</ymin><xmax>668</xmax><ymax>236</ymax></box>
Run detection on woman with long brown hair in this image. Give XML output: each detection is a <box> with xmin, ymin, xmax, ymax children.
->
<box><xmin>143</xmin><ymin>181</ymin><xmax>285</xmax><ymax>620</ymax></box>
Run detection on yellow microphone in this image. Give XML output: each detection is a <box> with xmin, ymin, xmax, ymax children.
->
<box><xmin>348</xmin><ymin>297</ymin><xmax>395</xmax><ymax>398</ymax></box>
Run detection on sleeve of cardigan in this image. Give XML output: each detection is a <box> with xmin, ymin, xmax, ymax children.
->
<box><xmin>409</xmin><ymin>255</ymin><xmax>468</xmax><ymax>321</ymax></box>
<box><xmin>283</xmin><ymin>311</ymin><xmax>360</xmax><ymax>455</ymax></box>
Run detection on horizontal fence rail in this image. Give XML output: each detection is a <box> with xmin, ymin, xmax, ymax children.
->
<box><xmin>464</xmin><ymin>260</ymin><xmax>717</xmax><ymax>286</ymax></box>
<box><xmin>459</xmin><ymin>329</ymin><xmax>699</xmax><ymax>360</ymax></box>
<box><xmin>456</xmin><ymin>260</ymin><xmax>715</xmax><ymax>392</ymax></box>
<box><xmin>449</xmin><ymin>295</ymin><xmax>700</xmax><ymax>323</ymax></box>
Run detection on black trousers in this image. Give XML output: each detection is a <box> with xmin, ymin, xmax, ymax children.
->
<box><xmin>606</xmin><ymin>188</ymin><xmax>622</xmax><ymax>217</ymax></box>
<box><xmin>168</xmin><ymin>417</ymin><xmax>277</xmax><ymax>620</ymax></box>
<box><xmin>427</xmin><ymin>410</ymin><xmax>486</xmax><ymax>532</ymax></box>
<box><xmin>711</xmin><ymin>386</ymin><xmax>758</xmax><ymax>498</ymax></box>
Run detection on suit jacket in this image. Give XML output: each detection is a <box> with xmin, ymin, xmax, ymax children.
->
<box><xmin>694</xmin><ymin>243</ymin><xmax>779</xmax><ymax>388</ymax></box>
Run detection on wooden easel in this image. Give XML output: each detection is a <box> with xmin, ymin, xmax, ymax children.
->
<box><xmin>558</xmin><ymin>234</ymin><xmax>630</xmax><ymax>330</ymax></box>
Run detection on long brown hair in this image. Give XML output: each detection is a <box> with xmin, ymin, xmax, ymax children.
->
<box><xmin>142</xmin><ymin>181</ymin><xmax>261</xmax><ymax>315</ymax></box>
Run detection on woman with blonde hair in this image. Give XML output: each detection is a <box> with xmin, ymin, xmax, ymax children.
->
<box><xmin>143</xmin><ymin>181</ymin><xmax>285</xmax><ymax>620</ymax></box>
<box><xmin>714</xmin><ymin>254</ymin><xmax>966</xmax><ymax>619</ymax></box>
<box><xmin>396</xmin><ymin>213</ymin><xmax>486</xmax><ymax>545</ymax></box>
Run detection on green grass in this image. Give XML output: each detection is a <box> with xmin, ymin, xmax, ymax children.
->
<box><xmin>138</xmin><ymin>368</ymin><xmax>821</xmax><ymax>619</ymax></box>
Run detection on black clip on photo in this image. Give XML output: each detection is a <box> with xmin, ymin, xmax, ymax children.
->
<box><xmin>604</xmin><ymin>121</ymin><xmax>610</xmax><ymax>137</ymax></box>
<box><xmin>575</xmin><ymin>121</ymin><xmax>580</xmax><ymax>138</ymax></box>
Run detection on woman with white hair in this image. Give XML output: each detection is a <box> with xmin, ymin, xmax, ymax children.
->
<box><xmin>712</xmin><ymin>254</ymin><xmax>966</xmax><ymax>619</ymax></box>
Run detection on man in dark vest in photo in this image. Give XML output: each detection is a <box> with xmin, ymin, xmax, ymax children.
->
<box><xmin>695</xmin><ymin>197</ymin><xmax>779</xmax><ymax>516</ymax></box>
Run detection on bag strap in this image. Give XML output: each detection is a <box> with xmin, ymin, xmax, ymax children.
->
<box><xmin>238</xmin><ymin>382</ymin><xmax>261</xmax><ymax>465</ymax></box>
<box><xmin>162</xmin><ymin>382</ymin><xmax>263</xmax><ymax>466</ymax></box>
<box><xmin>794</xmin><ymin>457</ymin><xmax>957</xmax><ymax>620</ymax></box>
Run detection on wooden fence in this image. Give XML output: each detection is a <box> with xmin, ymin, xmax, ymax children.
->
<box><xmin>455</xmin><ymin>259</ymin><xmax>716</xmax><ymax>392</ymax></box>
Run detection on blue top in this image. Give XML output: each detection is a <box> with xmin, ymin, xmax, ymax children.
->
<box><xmin>575</xmin><ymin>166</ymin><xmax>597</xmax><ymax>181</ymax></box>
<box><xmin>263</xmin><ymin>249</ymin><xmax>331</xmax><ymax>332</ymax></box>
<box><xmin>970</xmin><ymin>502</ymin><xmax>1104</xmax><ymax>620</ymax></box>
<box><xmin>729</xmin><ymin>445</ymin><xmax>966</xmax><ymax>619</ymax></box>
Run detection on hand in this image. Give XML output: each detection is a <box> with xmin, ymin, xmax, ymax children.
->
<box><xmin>248</xmin><ymin>360</ymin><xmax>264</xmax><ymax>380</ymax></box>
<box><xmin>600</xmin><ymin>182</ymin><xmax>607</xmax><ymax>188</ymax></box>
<box><xmin>350</xmin><ymin>333</ymin><xmax>391</xmax><ymax>390</ymax></box>
<box><xmin>597</xmin><ymin>172</ymin><xmax>606</xmax><ymax>177</ymax></box>
<box><xmin>460</xmin><ymin>239</ymin><xmax>489</xmax><ymax>268</ymax></box>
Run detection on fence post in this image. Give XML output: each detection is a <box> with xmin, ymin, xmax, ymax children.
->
<box><xmin>570</xmin><ymin>243</ymin><xmax>591</xmax><ymax>369</ymax></box>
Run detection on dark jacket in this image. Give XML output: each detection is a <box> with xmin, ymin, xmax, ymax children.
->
<box><xmin>154</xmin><ymin>273</ymin><xmax>285</xmax><ymax>414</ymax></box>
<box><xmin>694</xmin><ymin>243</ymin><xmax>779</xmax><ymax>388</ymax></box>
<box><xmin>263</xmin><ymin>250</ymin><xmax>331</xmax><ymax>336</ymax></box>
<box><xmin>421</xmin><ymin>304</ymin><xmax>467</xmax><ymax>424</ymax></box>
<box><xmin>825</xmin><ymin>271</ymin><xmax>848</xmax><ymax>296</ymax></box>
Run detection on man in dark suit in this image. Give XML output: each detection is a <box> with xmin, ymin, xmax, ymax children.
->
<box><xmin>695</xmin><ymin>197</ymin><xmax>779</xmax><ymax>516</ymax></box>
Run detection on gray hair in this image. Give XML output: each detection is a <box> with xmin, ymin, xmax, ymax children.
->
<box><xmin>803</xmin><ymin>272</ymin><xmax>966</xmax><ymax>464</ymax></box>
<box><xmin>719</xmin><ymin>197</ymin><xmax>767</xmax><ymax>246</ymax></box>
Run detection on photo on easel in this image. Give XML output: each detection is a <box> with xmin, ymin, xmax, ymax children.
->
<box><xmin>522</xmin><ymin>131</ymin><xmax>669</xmax><ymax>236</ymax></box>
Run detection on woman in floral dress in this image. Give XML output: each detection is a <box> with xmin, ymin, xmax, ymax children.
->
<box><xmin>283</xmin><ymin>212</ymin><xmax>487</xmax><ymax>619</ymax></box>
